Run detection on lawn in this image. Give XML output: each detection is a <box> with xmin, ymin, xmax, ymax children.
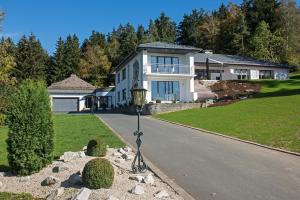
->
<box><xmin>0</xmin><ymin>114</ymin><xmax>124</xmax><ymax>170</ymax></box>
<box><xmin>156</xmin><ymin>73</ymin><xmax>300</xmax><ymax>153</ymax></box>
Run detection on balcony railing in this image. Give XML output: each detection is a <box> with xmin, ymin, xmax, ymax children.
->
<box><xmin>146</xmin><ymin>64</ymin><xmax>191</xmax><ymax>75</ymax></box>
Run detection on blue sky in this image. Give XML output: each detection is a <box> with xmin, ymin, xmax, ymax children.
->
<box><xmin>0</xmin><ymin>0</ymin><xmax>298</xmax><ymax>54</ymax></box>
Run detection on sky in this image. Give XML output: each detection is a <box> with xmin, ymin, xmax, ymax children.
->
<box><xmin>0</xmin><ymin>0</ymin><xmax>298</xmax><ymax>55</ymax></box>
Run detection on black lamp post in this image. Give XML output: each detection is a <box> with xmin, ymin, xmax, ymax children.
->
<box><xmin>131</xmin><ymin>87</ymin><xmax>148</xmax><ymax>173</ymax></box>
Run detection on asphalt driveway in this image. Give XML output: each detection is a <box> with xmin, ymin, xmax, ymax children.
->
<box><xmin>97</xmin><ymin>113</ymin><xmax>300</xmax><ymax>200</ymax></box>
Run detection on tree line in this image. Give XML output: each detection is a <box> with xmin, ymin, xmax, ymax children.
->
<box><xmin>0</xmin><ymin>0</ymin><xmax>299</xmax><ymax>90</ymax></box>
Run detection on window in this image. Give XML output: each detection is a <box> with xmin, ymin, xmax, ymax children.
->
<box><xmin>122</xmin><ymin>68</ymin><xmax>126</xmax><ymax>80</ymax></box>
<box><xmin>151</xmin><ymin>81</ymin><xmax>180</xmax><ymax>101</ymax></box>
<box><xmin>259</xmin><ymin>70</ymin><xmax>274</xmax><ymax>79</ymax></box>
<box><xmin>122</xmin><ymin>89</ymin><xmax>126</xmax><ymax>101</ymax></box>
<box><xmin>117</xmin><ymin>91</ymin><xmax>120</xmax><ymax>102</ymax></box>
<box><xmin>117</xmin><ymin>73</ymin><xmax>120</xmax><ymax>83</ymax></box>
<box><xmin>151</xmin><ymin>56</ymin><xmax>180</xmax><ymax>73</ymax></box>
<box><xmin>234</xmin><ymin>69</ymin><xmax>249</xmax><ymax>80</ymax></box>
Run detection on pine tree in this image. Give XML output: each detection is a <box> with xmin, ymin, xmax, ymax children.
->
<box><xmin>14</xmin><ymin>34</ymin><xmax>48</xmax><ymax>81</ymax></box>
<box><xmin>136</xmin><ymin>25</ymin><xmax>146</xmax><ymax>44</ymax></box>
<box><xmin>154</xmin><ymin>12</ymin><xmax>177</xmax><ymax>43</ymax></box>
<box><xmin>146</xmin><ymin>19</ymin><xmax>159</xmax><ymax>42</ymax></box>
<box><xmin>64</xmin><ymin>34</ymin><xmax>81</xmax><ymax>76</ymax></box>
<box><xmin>117</xmin><ymin>23</ymin><xmax>138</xmax><ymax>61</ymax></box>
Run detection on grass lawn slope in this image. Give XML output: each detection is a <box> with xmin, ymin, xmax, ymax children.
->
<box><xmin>0</xmin><ymin>114</ymin><xmax>124</xmax><ymax>170</ymax></box>
<box><xmin>156</xmin><ymin>73</ymin><xmax>300</xmax><ymax>153</ymax></box>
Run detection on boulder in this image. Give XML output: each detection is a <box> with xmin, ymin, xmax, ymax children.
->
<box><xmin>71</xmin><ymin>188</ymin><xmax>91</xmax><ymax>200</ymax></box>
<box><xmin>124</xmin><ymin>146</ymin><xmax>132</xmax><ymax>152</ymax></box>
<box><xmin>46</xmin><ymin>187</ymin><xmax>65</xmax><ymax>200</ymax></box>
<box><xmin>78</xmin><ymin>151</ymin><xmax>86</xmax><ymax>158</ymax></box>
<box><xmin>52</xmin><ymin>163</ymin><xmax>70</xmax><ymax>173</ymax></box>
<box><xmin>82</xmin><ymin>146</ymin><xmax>87</xmax><ymax>151</ymax></box>
<box><xmin>130</xmin><ymin>185</ymin><xmax>144</xmax><ymax>195</ymax></box>
<box><xmin>42</xmin><ymin>176</ymin><xmax>59</xmax><ymax>186</ymax></box>
<box><xmin>19</xmin><ymin>176</ymin><xmax>30</xmax><ymax>182</ymax></box>
<box><xmin>143</xmin><ymin>173</ymin><xmax>154</xmax><ymax>185</ymax></box>
<box><xmin>129</xmin><ymin>175</ymin><xmax>144</xmax><ymax>183</ymax></box>
<box><xmin>60</xmin><ymin>151</ymin><xmax>79</xmax><ymax>162</ymax></box>
<box><xmin>69</xmin><ymin>173</ymin><xmax>82</xmax><ymax>185</ymax></box>
<box><xmin>118</xmin><ymin>148</ymin><xmax>126</xmax><ymax>154</ymax></box>
<box><xmin>121</xmin><ymin>153</ymin><xmax>134</xmax><ymax>161</ymax></box>
<box><xmin>106</xmin><ymin>195</ymin><xmax>119</xmax><ymax>200</ymax></box>
<box><xmin>154</xmin><ymin>190</ymin><xmax>169</xmax><ymax>199</ymax></box>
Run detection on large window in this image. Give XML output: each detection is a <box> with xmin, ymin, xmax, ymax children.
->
<box><xmin>259</xmin><ymin>70</ymin><xmax>274</xmax><ymax>79</ymax></box>
<box><xmin>151</xmin><ymin>56</ymin><xmax>180</xmax><ymax>74</ymax></box>
<box><xmin>122</xmin><ymin>68</ymin><xmax>126</xmax><ymax>80</ymax></box>
<box><xmin>234</xmin><ymin>69</ymin><xmax>249</xmax><ymax>80</ymax></box>
<box><xmin>151</xmin><ymin>81</ymin><xmax>180</xmax><ymax>101</ymax></box>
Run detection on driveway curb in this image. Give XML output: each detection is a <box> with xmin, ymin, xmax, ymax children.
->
<box><xmin>152</xmin><ymin>117</ymin><xmax>300</xmax><ymax>157</ymax></box>
<box><xmin>96</xmin><ymin>115</ymin><xmax>195</xmax><ymax>200</ymax></box>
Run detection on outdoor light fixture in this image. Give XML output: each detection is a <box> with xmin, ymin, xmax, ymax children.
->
<box><xmin>131</xmin><ymin>87</ymin><xmax>148</xmax><ymax>173</ymax></box>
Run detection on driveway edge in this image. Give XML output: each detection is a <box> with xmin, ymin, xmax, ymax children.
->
<box><xmin>96</xmin><ymin>115</ymin><xmax>195</xmax><ymax>200</ymax></box>
<box><xmin>152</xmin><ymin>117</ymin><xmax>300</xmax><ymax>157</ymax></box>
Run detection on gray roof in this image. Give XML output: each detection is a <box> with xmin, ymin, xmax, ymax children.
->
<box><xmin>48</xmin><ymin>74</ymin><xmax>96</xmax><ymax>91</ymax></box>
<box><xmin>138</xmin><ymin>42</ymin><xmax>202</xmax><ymax>52</ymax></box>
<box><xmin>194</xmin><ymin>53</ymin><xmax>288</xmax><ymax>68</ymax></box>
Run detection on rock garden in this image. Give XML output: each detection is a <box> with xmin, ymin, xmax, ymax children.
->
<box><xmin>0</xmin><ymin>141</ymin><xmax>183</xmax><ymax>200</ymax></box>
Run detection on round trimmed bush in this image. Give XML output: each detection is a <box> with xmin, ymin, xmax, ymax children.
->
<box><xmin>86</xmin><ymin>139</ymin><xmax>107</xmax><ymax>157</ymax></box>
<box><xmin>82</xmin><ymin>158</ymin><xmax>114</xmax><ymax>189</ymax></box>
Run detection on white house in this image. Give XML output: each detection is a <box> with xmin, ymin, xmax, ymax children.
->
<box><xmin>114</xmin><ymin>42</ymin><xmax>201</xmax><ymax>107</ymax></box>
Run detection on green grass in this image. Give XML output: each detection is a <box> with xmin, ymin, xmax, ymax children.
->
<box><xmin>156</xmin><ymin>73</ymin><xmax>300</xmax><ymax>153</ymax></box>
<box><xmin>0</xmin><ymin>114</ymin><xmax>124</xmax><ymax>170</ymax></box>
<box><xmin>0</xmin><ymin>192</ymin><xmax>41</xmax><ymax>200</ymax></box>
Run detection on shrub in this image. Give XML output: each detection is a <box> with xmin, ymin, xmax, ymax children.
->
<box><xmin>86</xmin><ymin>139</ymin><xmax>107</xmax><ymax>157</ymax></box>
<box><xmin>0</xmin><ymin>114</ymin><xmax>7</xmax><ymax>126</ymax></box>
<box><xmin>156</xmin><ymin>99</ymin><xmax>161</xmax><ymax>103</ymax></box>
<box><xmin>82</xmin><ymin>158</ymin><xmax>114</xmax><ymax>189</ymax></box>
<box><xmin>6</xmin><ymin>80</ymin><xmax>54</xmax><ymax>176</ymax></box>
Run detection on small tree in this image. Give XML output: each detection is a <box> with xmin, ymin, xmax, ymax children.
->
<box><xmin>6</xmin><ymin>80</ymin><xmax>54</xmax><ymax>176</ymax></box>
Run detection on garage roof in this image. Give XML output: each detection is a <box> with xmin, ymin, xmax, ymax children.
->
<box><xmin>48</xmin><ymin>74</ymin><xmax>96</xmax><ymax>91</ymax></box>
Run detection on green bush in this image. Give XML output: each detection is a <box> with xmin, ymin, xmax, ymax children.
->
<box><xmin>82</xmin><ymin>158</ymin><xmax>114</xmax><ymax>189</ymax></box>
<box><xmin>6</xmin><ymin>80</ymin><xmax>54</xmax><ymax>176</ymax></box>
<box><xmin>86</xmin><ymin>139</ymin><xmax>107</xmax><ymax>157</ymax></box>
<box><xmin>0</xmin><ymin>114</ymin><xmax>6</xmax><ymax>126</ymax></box>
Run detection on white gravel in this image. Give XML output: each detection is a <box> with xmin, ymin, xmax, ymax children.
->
<box><xmin>0</xmin><ymin>148</ymin><xmax>183</xmax><ymax>200</ymax></box>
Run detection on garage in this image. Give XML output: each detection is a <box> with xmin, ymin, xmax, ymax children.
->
<box><xmin>52</xmin><ymin>97</ymin><xmax>78</xmax><ymax>112</ymax></box>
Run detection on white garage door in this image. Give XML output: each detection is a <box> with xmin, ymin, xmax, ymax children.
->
<box><xmin>52</xmin><ymin>98</ymin><xmax>79</xmax><ymax>112</ymax></box>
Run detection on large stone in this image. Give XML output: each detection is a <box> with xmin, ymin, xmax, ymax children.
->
<box><xmin>129</xmin><ymin>175</ymin><xmax>144</xmax><ymax>183</ymax></box>
<box><xmin>19</xmin><ymin>176</ymin><xmax>30</xmax><ymax>182</ymax></box>
<box><xmin>106</xmin><ymin>195</ymin><xmax>119</xmax><ymax>200</ymax></box>
<box><xmin>121</xmin><ymin>153</ymin><xmax>134</xmax><ymax>161</ymax></box>
<box><xmin>46</xmin><ymin>187</ymin><xmax>65</xmax><ymax>200</ymax></box>
<box><xmin>78</xmin><ymin>151</ymin><xmax>86</xmax><ymax>158</ymax></box>
<box><xmin>123</xmin><ymin>146</ymin><xmax>132</xmax><ymax>153</ymax></box>
<box><xmin>118</xmin><ymin>148</ymin><xmax>126</xmax><ymax>154</ymax></box>
<box><xmin>42</xmin><ymin>176</ymin><xmax>59</xmax><ymax>186</ymax></box>
<box><xmin>60</xmin><ymin>151</ymin><xmax>79</xmax><ymax>162</ymax></box>
<box><xmin>154</xmin><ymin>190</ymin><xmax>169</xmax><ymax>199</ymax></box>
<box><xmin>52</xmin><ymin>163</ymin><xmax>70</xmax><ymax>173</ymax></box>
<box><xmin>130</xmin><ymin>185</ymin><xmax>144</xmax><ymax>195</ymax></box>
<box><xmin>143</xmin><ymin>173</ymin><xmax>154</xmax><ymax>185</ymax></box>
<box><xmin>82</xmin><ymin>146</ymin><xmax>87</xmax><ymax>151</ymax></box>
<box><xmin>71</xmin><ymin>188</ymin><xmax>91</xmax><ymax>200</ymax></box>
<box><xmin>69</xmin><ymin>173</ymin><xmax>82</xmax><ymax>185</ymax></box>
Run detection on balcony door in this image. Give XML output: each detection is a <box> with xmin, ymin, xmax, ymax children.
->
<box><xmin>151</xmin><ymin>81</ymin><xmax>180</xmax><ymax>101</ymax></box>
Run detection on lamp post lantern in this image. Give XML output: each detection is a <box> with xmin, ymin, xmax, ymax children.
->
<box><xmin>131</xmin><ymin>87</ymin><xmax>148</xmax><ymax>173</ymax></box>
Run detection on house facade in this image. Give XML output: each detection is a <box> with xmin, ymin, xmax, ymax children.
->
<box><xmin>114</xmin><ymin>42</ymin><xmax>201</xmax><ymax>106</ymax></box>
<box><xmin>194</xmin><ymin>53</ymin><xmax>289</xmax><ymax>80</ymax></box>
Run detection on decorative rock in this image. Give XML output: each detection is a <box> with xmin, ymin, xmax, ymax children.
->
<box><xmin>143</xmin><ymin>173</ymin><xmax>154</xmax><ymax>185</ymax></box>
<box><xmin>106</xmin><ymin>195</ymin><xmax>119</xmax><ymax>200</ymax></box>
<box><xmin>78</xmin><ymin>151</ymin><xmax>86</xmax><ymax>158</ymax></box>
<box><xmin>46</xmin><ymin>187</ymin><xmax>65</xmax><ymax>200</ymax></box>
<box><xmin>114</xmin><ymin>158</ymin><xmax>124</xmax><ymax>164</ymax></box>
<box><xmin>60</xmin><ymin>151</ymin><xmax>79</xmax><ymax>162</ymax></box>
<box><xmin>52</xmin><ymin>163</ymin><xmax>70</xmax><ymax>173</ymax></box>
<box><xmin>129</xmin><ymin>175</ymin><xmax>144</xmax><ymax>183</ymax></box>
<box><xmin>121</xmin><ymin>153</ymin><xmax>134</xmax><ymax>161</ymax></box>
<box><xmin>118</xmin><ymin>148</ymin><xmax>126</xmax><ymax>154</ymax></box>
<box><xmin>82</xmin><ymin>146</ymin><xmax>87</xmax><ymax>151</ymax></box>
<box><xmin>130</xmin><ymin>185</ymin><xmax>144</xmax><ymax>195</ymax></box>
<box><xmin>19</xmin><ymin>176</ymin><xmax>30</xmax><ymax>182</ymax></box>
<box><xmin>154</xmin><ymin>190</ymin><xmax>169</xmax><ymax>199</ymax></box>
<box><xmin>124</xmin><ymin>146</ymin><xmax>132</xmax><ymax>152</ymax></box>
<box><xmin>71</xmin><ymin>187</ymin><xmax>91</xmax><ymax>200</ymax></box>
<box><xmin>69</xmin><ymin>174</ymin><xmax>82</xmax><ymax>185</ymax></box>
<box><xmin>42</xmin><ymin>176</ymin><xmax>59</xmax><ymax>186</ymax></box>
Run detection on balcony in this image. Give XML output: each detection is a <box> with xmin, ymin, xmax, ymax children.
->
<box><xmin>145</xmin><ymin>64</ymin><xmax>191</xmax><ymax>75</ymax></box>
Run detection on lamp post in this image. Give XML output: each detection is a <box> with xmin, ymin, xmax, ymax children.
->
<box><xmin>131</xmin><ymin>87</ymin><xmax>148</xmax><ymax>173</ymax></box>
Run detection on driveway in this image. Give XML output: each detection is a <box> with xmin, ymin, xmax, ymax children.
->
<box><xmin>97</xmin><ymin>113</ymin><xmax>300</xmax><ymax>200</ymax></box>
